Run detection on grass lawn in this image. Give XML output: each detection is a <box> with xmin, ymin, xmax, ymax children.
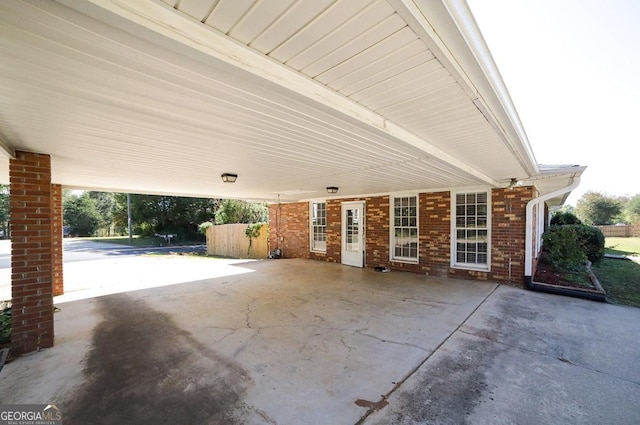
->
<box><xmin>591</xmin><ymin>237</ymin><xmax>640</xmax><ymax>307</ymax></box>
<box><xmin>82</xmin><ymin>236</ymin><xmax>157</xmax><ymax>247</ymax></box>
<box><xmin>81</xmin><ymin>236</ymin><xmax>204</xmax><ymax>247</ymax></box>
<box><xmin>604</xmin><ymin>237</ymin><xmax>640</xmax><ymax>256</ymax></box>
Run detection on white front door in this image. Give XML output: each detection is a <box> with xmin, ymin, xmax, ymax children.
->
<box><xmin>341</xmin><ymin>201</ymin><xmax>365</xmax><ymax>267</ymax></box>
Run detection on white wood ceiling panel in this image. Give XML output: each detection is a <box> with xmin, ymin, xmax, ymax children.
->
<box><xmin>0</xmin><ymin>18</ymin><xmax>416</xmax><ymax>169</ymax></box>
<box><xmin>228</xmin><ymin>0</ymin><xmax>297</xmax><ymax>45</ymax></box>
<box><xmin>407</xmin><ymin>104</ymin><xmax>485</xmax><ymax>134</ymax></box>
<box><xmin>350</xmin><ymin>60</ymin><xmax>450</xmax><ymax>107</ymax></box>
<box><xmin>329</xmin><ymin>40</ymin><xmax>432</xmax><ymax>95</ymax></box>
<box><xmin>268</xmin><ymin>0</ymin><xmax>373</xmax><ymax>63</ymax></box>
<box><xmin>378</xmin><ymin>90</ymin><xmax>470</xmax><ymax>123</ymax></box>
<box><xmin>175</xmin><ymin>0</ymin><xmax>217</xmax><ymax>22</ymax></box>
<box><xmin>315</xmin><ymin>26</ymin><xmax>417</xmax><ymax>85</ymax></box>
<box><xmin>361</xmin><ymin>70</ymin><xmax>458</xmax><ymax>113</ymax></box>
<box><xmin>0</xmin><ymin>0</ymin><xmax>537</xmax><ymax>199</ymax></box>
<box><xmin>248</xmin><ymin>0</ymin><xmax>334</xmax><ymax>54</ymax></box>
<box><xmin>203</xmin><ymin>0</ymin><xmax>254</xmax><ymax>34</ymax></box>
<box><xmin>301</xmin><ymin>13</ymin><xmax>406</xmax><ymax>77</ymax></box>
<box><xmin>284</xmin><ymin>0</ymin><xmax>394</xmax><ymax>71</ymax></box>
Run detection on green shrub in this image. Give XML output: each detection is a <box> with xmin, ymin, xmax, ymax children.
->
<box><xmin>542</xmin><ymin>226</ymin><xmax>586</xmax><ymax>270</ymax></box>
<box><xmin>0</xmin><ymin>307</ymin><xmax>10</xmax><ymax>344</ymax></box>
<box><xmin>550</xmin><ymin>211</ymin><xmax>582</xmax><ymax>226</ymax></box>
<box><xmin>542</xmin><ymin>224</ymin><xmax>605</xmax><ymax>270</ymax></box>
<box><xmin>573</xmin><ymin>224</ymin><xmax>605</xmax><ymax>263</ymax></box>
<box><xmin>198</xmin><ymin>221</ymin><xmax>214</xmax><ymax>235</ymax></box>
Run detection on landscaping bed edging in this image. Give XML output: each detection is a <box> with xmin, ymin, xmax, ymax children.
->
<box><xmin>526</xmin><ymin>262</ymin><xmax>607</xmax><ymax>302</ymax></box>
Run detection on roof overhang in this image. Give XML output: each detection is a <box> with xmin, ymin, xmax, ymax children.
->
<box><xmin>531</xmin><ymin>165</ymin><xmax>587</xmax><ymax>207</ymax></box>
<box><xmin>0</xmin><ymin>0</ymin><xmax>557</xmax><ymax>201</ymax></box>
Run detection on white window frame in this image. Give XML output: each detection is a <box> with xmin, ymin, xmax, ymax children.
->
<box><xmin>451</xmin><ymin>190</ymin><xmax>491</xmax><ymax>271</ymax></box>
<box><xmin>309</xmin><ymin>201</ymin><xmax>327</xmax><ymax>253</ymax></box>
<box><xmin>390</xmin><ymin>194</ymin><xmax>419</xmax><ymax>264</ymax></box>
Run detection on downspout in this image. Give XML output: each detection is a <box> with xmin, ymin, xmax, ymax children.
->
<box><xmin>524</xmin><ymin>177</ymin><xmax>581</xmax><ymax>286</ymax></box>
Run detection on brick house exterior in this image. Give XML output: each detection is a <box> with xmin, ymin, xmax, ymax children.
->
<box><xmin>269</xmin><ymin>186</ymin><xmax>537</xmax><ymax>287</ymax></box>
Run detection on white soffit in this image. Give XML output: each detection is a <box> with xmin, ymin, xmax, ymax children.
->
<box><xmin>0</xmin><ymin>0</ymin><xmax>538</xmax><ymax>201</ymax></box>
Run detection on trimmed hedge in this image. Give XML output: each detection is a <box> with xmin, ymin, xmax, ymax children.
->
<box><xmin>542</xmin><ymin>224</ymin><xmax>605</xmax><ymax>270</ymax></box>
<box><xmin>573</xmin><ymin>224</ymin><xmax>605</xmax><ymax>263</ymax></box>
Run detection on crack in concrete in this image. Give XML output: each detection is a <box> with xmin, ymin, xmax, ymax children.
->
<box><xmin>355</xmin><ymin>285</ymin><xmax>498</xmax><ymax>425</ymax></box>
<box><xmin>355</xmin><ymin>329</ymin><xmax>428</xmax><ymax>352</ymax></box>
<box><xmin>232</xmin><ymin>328</ymin><xmax>261</xmax><ymax>360</ymax></box>
<box><xmin>245</xmin><ymin>302</ymin><xmax>253</xmax><ymax>328</ymax></box>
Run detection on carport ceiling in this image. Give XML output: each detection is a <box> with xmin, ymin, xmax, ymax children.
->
<box><xmin>0</xmin><ymin>0</ymin><xmax>540</xmax><ymax>202</ymax></box>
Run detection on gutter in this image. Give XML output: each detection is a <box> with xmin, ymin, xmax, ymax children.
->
<box><xmin>524</xmin><ymin>176</ymin><xmax>581</xmax><ymax>287</ymax></box>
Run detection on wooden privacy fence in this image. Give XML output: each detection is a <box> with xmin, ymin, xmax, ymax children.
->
<box><xmin>596</xmin><ymin>224</ymin><xmax>640</xmax><ymax>237</ymax></box>
<box><xmin>206</xmin><ymin>223</ymin><xmax>269</xmax><ymax>259</ymax></box>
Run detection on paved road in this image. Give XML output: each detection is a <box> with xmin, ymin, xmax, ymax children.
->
<box><xmin>0</xmin><ymin>239</ymin><xmax>205</xmax><ymax>269</ymax></box>
<box><xmin>0</xmin><ymin>239</ymin><xmax>205</xmax><ymax>301</ymax></box>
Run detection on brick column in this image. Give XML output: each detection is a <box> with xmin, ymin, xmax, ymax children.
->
<box><xmin>51</xmin><ymin>184</ymin><xmax>64</xmax><ymax>296</ymax></box>
<box><xmin>10</xmin><ymin>152</ymin><xmax>55</xmax><ymax>354</ymax></box>
<box><xmin>491</xmin><ymin>186</ymin><xmax>536</xmax><ymax>286</ymax></box>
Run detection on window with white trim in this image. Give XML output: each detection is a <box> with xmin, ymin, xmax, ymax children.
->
<box><xmin>391</xmin><ymin>195</ymin><xmax>418</xmax><ymax>262</ymax></box>
<box><xmin>310</xmin><ymin>202</ymin><xmax>326</xmax><ymax>252</ymax></box>
<box><xmin>453</xmin><ymin>191</ymin><xmax>490</xmax><ymax>269</ymax></box>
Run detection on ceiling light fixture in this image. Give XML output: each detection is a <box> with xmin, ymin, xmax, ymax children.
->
<box><xmin>326</xmin><ymin>186</ymin><xmax>339</xmax><ymax>194</ymax></box>
<box><xmin>221</xmin><ymin>173</ymin><xmax>238</xmax><ymax>183</ymax></box>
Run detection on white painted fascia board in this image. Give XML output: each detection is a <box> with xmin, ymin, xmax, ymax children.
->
<box><xmin>536</xmin><ymin>165</ymin><xmax>588</xmax><ymax>179</ymax></box>
<box><xmin>442</xmin><ymin>0</ymin><xmax>539</xmax><ymax>175</ymax></box>
<box><xmin>392</xmin><ymin>0</ymin><xmax>539</xmax><ymax>177</ymax></box>
<box><xmin>55</xmin><ymin>0</ymin><xmax>500</xmax><ymax>188</ymax></box>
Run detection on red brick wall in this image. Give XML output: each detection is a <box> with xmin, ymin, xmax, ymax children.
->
<box><xmin>10</xmin><ymin>152</ymin><xmax>55</xmax><ymax>354</ymax></box>
<box><xmin>420</xmin><ymin>192</ymin><xmax>451</xmax><ymax>276</ymax></box>
<box><xmin>269</xmin><ymin>202</ymin><xmax>309</xmax><ymax>259</ymax></box>
<box><xmin>272</xmin><ymin>187</ymin><xmax>536</xmax><ymax>287</ymax></box>
<box><xmin>324</xmin><ymin>199</ymin><xmax>341</xmax><ymax>263</ymax></box>
<box><xmin>365</xmin><ymin>196</ymin><xmax>390</xmax><ymax>267</ymax></box>
<box><xmin>490</xmin><ymin>186</ymin><xmax>536</xmax><ymax>285</ymax></box>
<box><xmin>51</xmin><ymin>184</ymin><xmax>64</xmax><ymax>296</ymax></box>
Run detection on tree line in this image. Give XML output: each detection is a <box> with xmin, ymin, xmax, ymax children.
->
<box><xmin>61</xmin><ymin>191</ymin><xmax>268</xmax><ymax>241</ymax></box>
<box><xmin>0</xmin><ymin>186</ymin><xmax>269</xmax><ymax>240</ymax></box>
<box><xmin>569</xmin><ymin>191</ymin><xmax>640</xmax><ymax>226</ymax></box>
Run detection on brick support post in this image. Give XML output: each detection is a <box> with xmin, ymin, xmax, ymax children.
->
<box><xmin>10</xmin><ymin>152</ymin><xmax>55</xmax><ymax>354</ymax></box>
<box><xmin>51</xmin><ymin>184</ymin><xmax>64</xmax><ymax>296</ymax></box>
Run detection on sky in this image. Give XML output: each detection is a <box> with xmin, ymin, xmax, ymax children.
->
<box><xmin>466</xmin><ymin>0</ymin><xmax>640</xmax><ymax>205</ymax></box>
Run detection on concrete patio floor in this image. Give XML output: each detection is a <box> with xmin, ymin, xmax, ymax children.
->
<box><xmin>1</xmin><ymin>254</ymin><xmax>639</xmax><ymax>424</ymax></box>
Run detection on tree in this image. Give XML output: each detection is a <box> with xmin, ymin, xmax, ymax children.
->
<box><xmin>575</xmin><ymin>191</ymin><xmax>622</xmax><ymax>225</ymax></box>
<box><xmin>88</xmin><ymin>191</ymin><xmax>116</xmax><ymax>236</ymax></box>
<box><xmin>113</xmin><ymin>193</ymin><xmax>219</xmax><ymax>240</ymax></box>
<box><xmin>64</xmin><ymin>192</ymin><xmax>102</xmax><ymax>236</ymax></box>
<box><xmin>214</xmin><ymin>199</ymin><xmax>268</xmax><ymax>224</ymax></box>
<box><xmin>623</xmin><ymin>194</ymin><xmax>640</xmax><ymax>224</ymax></box>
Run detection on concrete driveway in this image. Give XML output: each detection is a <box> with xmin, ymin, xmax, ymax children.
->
<box><xmin>1</xmin><ymin>253</ymin><xmax>639</xmax><ymax>424</ymax></box>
